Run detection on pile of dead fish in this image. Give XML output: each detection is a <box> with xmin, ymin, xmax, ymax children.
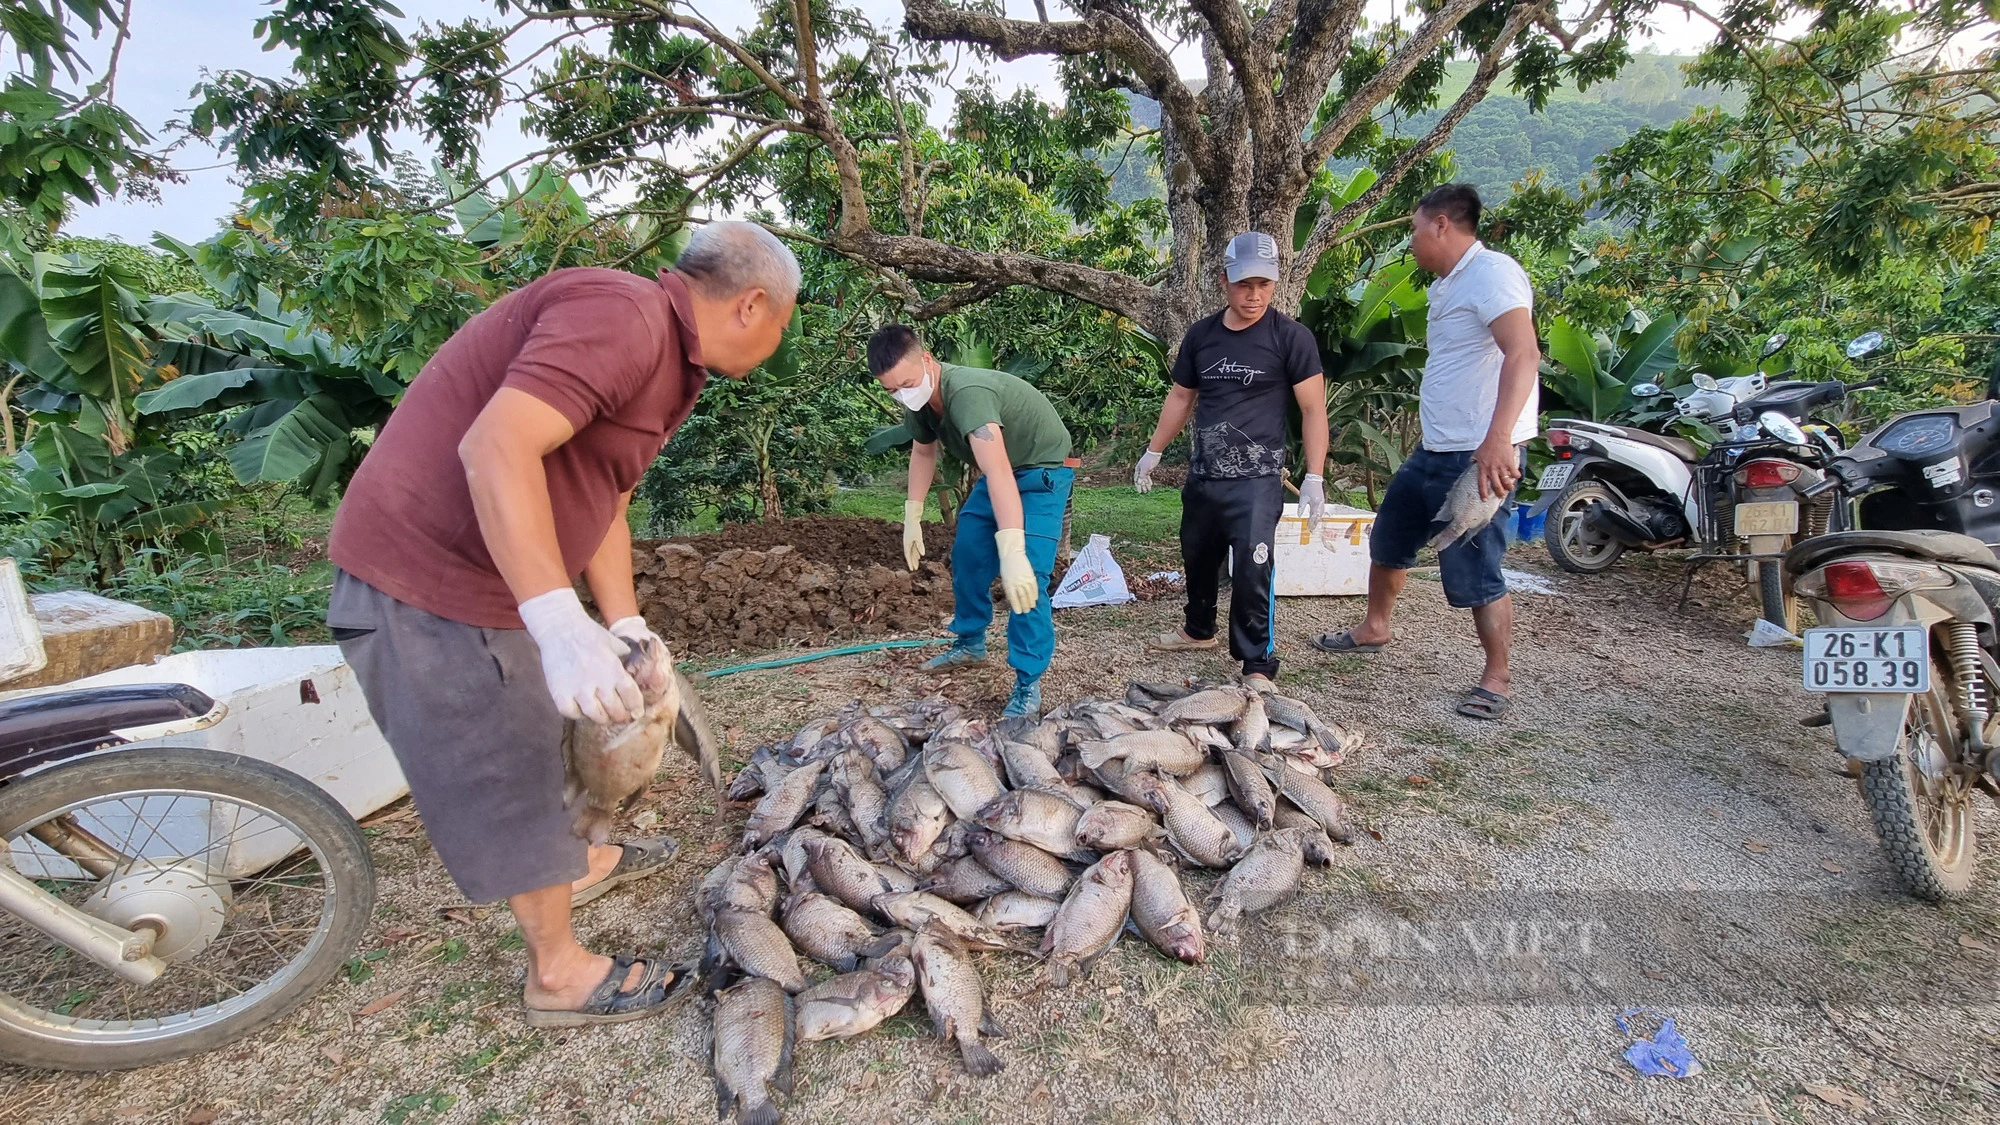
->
<box><xmin>701</xmin><ymin>681</ymin><xmax>1361</xmax><ymax>1122</ymax></box>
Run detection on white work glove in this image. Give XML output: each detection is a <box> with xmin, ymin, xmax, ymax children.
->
<box><xmin>994</xmin><ymin>528</ymin><xmax>1039</xmax><ymax>614</ymax></box>
<box><xmin>518</xmin><ymin>588</ymin><xmax>643</xmax><ymax>725</ymax></box>
<box><xmin>1299</xmin><ymin>473</ymin><xmax>1327</xmax><ymax>536</ymax></box>
<box><xmin>1133</xmin><ymin>449</ymin><xmax>1162</xmax><ymax>493</ymax></box>
<box><xmin>902</xmin><ymin>499</ymin><xmax>925</xmax><ymax>572</ymax></box>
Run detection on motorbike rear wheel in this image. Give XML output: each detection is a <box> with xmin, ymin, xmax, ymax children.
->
<box><xmin>1756</xmin><ymin>548</ymin><xmax>1797</xmax><ymax>631</ymax></box>
<box><xmin>1857</xmin><ymin>670</ymin><xmax>1976</xmax><ymax>901</ymax></box>
<box><xmin>1545</xmin><ymin>479</ymin><xmax>1627</xmax><ymax>574</ymax></box>
<box><xmin>0</xmin><ymin>748</ymin><xmax>374</xmax><ymax>1070</ymax></box>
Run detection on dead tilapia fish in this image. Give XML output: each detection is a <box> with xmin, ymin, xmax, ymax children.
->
<box><xmin>1428</xmin><ymin>463</ymin><xmax>1505</xmax><ymax>550</ymax></box>
<box><xmin>562</xmin><ymin>636</ymin><xmax>679</xmax><ymax>845</ymax></box>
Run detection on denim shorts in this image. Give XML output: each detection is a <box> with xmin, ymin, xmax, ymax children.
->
<box><xmin>1370</xmin><ymin>446</ymin><xmax>1522</xmax><ymax>609</ymax></box>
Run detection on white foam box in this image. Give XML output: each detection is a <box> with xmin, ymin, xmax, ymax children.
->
<box><xmin>1274</xmin><ymin>501</ymin><xmax>1376</xmax><ymax>596</ymax></box>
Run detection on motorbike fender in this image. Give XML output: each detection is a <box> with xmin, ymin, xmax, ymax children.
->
<box><xmin>1527</xmin><ymin>454</ymin><xmax>1608</xmax><ymax>517</ymax></box>
<box><xmin>1825</xmin><ymin>692</ymin><xmax>1912</xmax><ymax>763</ymax></box>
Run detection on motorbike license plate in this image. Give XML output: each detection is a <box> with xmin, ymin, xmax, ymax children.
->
<box><xmin>1734</xmin><ymin>500</ymin><xmax>1799</xmax><ymax>536</ymax></box>
<box><xmin>1534</xmin><ymin>462</ymin><xmax>1576</xmax><ymax>492</ymax></box>
<box><xmin>1803</xmin><ymin>626</ymin><xmax>1930</xmax><ymax>693</ymax></box>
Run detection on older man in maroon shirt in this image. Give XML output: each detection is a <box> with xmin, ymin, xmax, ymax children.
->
<box><xmin>327</xmin><ymin>222</ymin><xmax>796</xmax><ymax>1026</ymax></box>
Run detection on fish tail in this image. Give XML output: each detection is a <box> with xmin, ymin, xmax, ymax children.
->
<box><xmin>738</xmin><ymin>1096</ymin><xmax>783</xmax><ymax>1125</ymax></box>
<box><xmin>959</xmin><ymin>1038</ymin><xmax>1006</xmax><ymax>1077</ymax></box>
<box><xmin>1045</xmin><ymin>956</ymin><xmax>1077</xmax><ymax>988</ymax></box>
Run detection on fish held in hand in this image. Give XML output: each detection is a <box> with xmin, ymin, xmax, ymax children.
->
<box><xmin>712</xmin><ymin>976</ymin><xmax>793</xmax><ymax>1125</ymax></box>
<box><xmin>561</xmin><ymin>635</ymin><xmax>679</xmax><ymax>845</ymax></box>
<box><xmin>1428</xmin><ymin>462</ymin><xmax>1506</xmax><ymax>550</ymax></box>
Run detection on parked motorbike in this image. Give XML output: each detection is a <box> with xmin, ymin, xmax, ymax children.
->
<box><xmin>1534</xmin><ymin>333</ymin><xmax>1876</xmax><ymax>626</ymax></box>
<box><xmin>0</xmin><ymin>682</ymin><xmax>374</xmax><ymax>1069</ymax></box>
<box><xmin>1786</xmin><ymin>332</ymin><xmax>2000</xmax><ymax>901</ymax></box>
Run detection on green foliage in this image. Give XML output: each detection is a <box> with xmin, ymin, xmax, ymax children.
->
<box><xmin>1538</xmin><ymin>309</ymin><xmax>1685</xmax><ymax>422</ymax></box>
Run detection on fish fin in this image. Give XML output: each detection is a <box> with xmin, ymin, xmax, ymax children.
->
<box><xmin>1045</xmin><ymin>957</ymin><xmax>1076</xmax><ymax>987</ymax></box>
<box><xmin>980</xmin><ymin>1009</ymin><xmax>1007</xmax><ymax>1039</ymax></box>
<box><xmin>959</xmin><ymin>1038</ymin><xmax>1006</xmax><ymax>1077</ymax></box>
<box><xmin>740</xmin><ymin>1099</ymin><xmax>782</xmax><ymax>1125</ymax></box>
<box><xmin>773</xmin><ymin>992</ymin><xmax>796</xmax><ymax>1096</ymax></box>
<box><xmin>713</xmin><ymin>1076</ymin><xmax>735</xmax><ymax>1122</ymax></box>
<box><xmin>855</xmin><ymin>932</ymin><xmax>903</xmax><ymax>959</ymax></box>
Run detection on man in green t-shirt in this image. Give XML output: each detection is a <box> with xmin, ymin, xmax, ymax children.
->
<box><xmin>868</xmin><ymin>324</ymin><xmax>1074</xmax><ymax>717</ymax></box>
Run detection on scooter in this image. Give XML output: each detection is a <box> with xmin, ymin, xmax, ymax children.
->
<box><xmin>1533</xmin><ymin>333</ymin><xmax>1872</xmax><ymax>626</ymax></box>
<box><xmin>0</xmin><ymin>682</ymin><xmax>375</xmax><ymax>1070</ymax></box>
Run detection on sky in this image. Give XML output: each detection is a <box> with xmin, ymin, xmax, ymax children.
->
<box><xmin>61</xmin><ymin>0</ymin><xmax>1723</xmax><ymax>245</ymax></box>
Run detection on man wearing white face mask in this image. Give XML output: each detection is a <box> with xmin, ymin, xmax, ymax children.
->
<box><xmin>869</xmin><ymin>324</ymin><xmax>1074</xmax><ymax>718</ymax></box>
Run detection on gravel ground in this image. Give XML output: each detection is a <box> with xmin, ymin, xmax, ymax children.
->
<box><xmin>7</xmin><ymin>546</ymin><xmax>2000</xmax><ymax>1124</ymax></box>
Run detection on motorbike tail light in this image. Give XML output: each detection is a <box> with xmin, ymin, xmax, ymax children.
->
<box><xmin>1735</xmin><ymin>459</ymin><xmax>1802</xmax><ymax>489</ymax></box>
<box><xmin>1822</xmin><ymin>561</ymin><xmax>1891</xmax><ymax>620</ymax></box>
<box><xmin>1547</xmin><ymin>428</ymin><xmax>1571</xmax><ymax>448</ymax></box>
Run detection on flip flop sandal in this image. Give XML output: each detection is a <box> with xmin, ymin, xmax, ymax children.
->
<box><xmin>523</xmin><ymin>955</ymin><xmax>696</xmax><ymax>1029</ymax></box>
<box><xmin>1310</xmin><ymin>630</ymin><xmax>1385</xmax><ymax>653</ymax></box>
<box><xmin>1456</xmin><ymin>687</ymin><xmax>1513</xmax><ymax>721</ymax></box>
<box><xmin>570</xmin><ymin>836</ymin><xmax>679</xmax><ymax>909</ymax></box>
<box><xmin>1148</xmin><ymin>629</ymin><xmax>1219</xmax><ymax>652</ymax></box>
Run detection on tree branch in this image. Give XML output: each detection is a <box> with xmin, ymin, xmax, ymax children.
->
<box><xmin>901</xmin><ymin>0</ymin><xmax>1215</xmax><ymax>180</ymax></box>
<box><xmin>1275</xmin><ymin>0</ymin><xmax>1366</xmax><ymax>138</ymax></box>
<box><xmin>907</xmin><ymin>280</ymin><xmax>1008</xmax><ymax>319</ymax></box>
<box><xmin>1301</xmin><ymin>0</ymin><xmax>1491</xmax><ymax>172</ymax></box>
<box><xmin>1292</xmin><ymin>4</ymin><xmax>1535</xmax><ymax>277</ymax></box>
<box><xmin>1188</xmin><ymin>0</ymin><xmax>1278</xmax><ymax>150</ymax></box>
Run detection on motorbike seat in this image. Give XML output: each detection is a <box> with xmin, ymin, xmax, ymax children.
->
<box><xmin>0</xmin><ymin>683</ymin><xmax>217</xmax><ymax>778</ymax></box>
<box><xmin>1609</xmin><ymin>427</ymin><xmax>1700</xmax><ymax>462</ymax></box>
<box><xmin>1785</xmin><ymin>529</ymin><xmax>2000</xmax><ymax>576</ymax></box>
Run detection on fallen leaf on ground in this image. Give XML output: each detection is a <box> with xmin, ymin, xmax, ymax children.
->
<box><xmin>185</xmin><ymin>1109</ymin><xmax>219</xmax><ymax>1125</ymax></box>
<box><xmin>438</xmin><ymin>907</ymin><xmax>482</xmax><ymax>925</ymax></box>
<box><xmin>1743</xmin><ymin>839</ymin><xmax>1770</xmax><ymax>854</ymax></box>
<box><xmin>321</xmin><ymin>1045</ymin><xmax>345</xmax><ymax>1066</ymax></box>
<box><xmin>1803</xmin><ymin>1082</ymin><xmax>1868</xmax><ymax>1112</ymax></box>
<box><xmin>357</xmin><ymin>989</ymin><xmax>407</xmax><ymax>1017</ymax></box>
<box><xmin>1958</xmin><ymin>933</ymin><xmax>1992</xmax><ymax>952</ymax></box>
<box><xmin>703</xmin><ymin>840</ymin><xmax>731</xmax><ymax>854</ymax></box>
<box><xmin>1819</xmin><ymin>859</ymin><xmax>1844</xmax><ymax>873</ymax></box>
<box><xmin>116</xmin><ymin>1109</ymin><xmax>146</xmax><ymax>1119</ymax></box>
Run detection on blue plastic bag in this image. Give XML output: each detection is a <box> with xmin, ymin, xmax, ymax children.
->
<box><xmin>1615</xmin><ymin>1007</ymin><xmax>1702</xmax><ymax>1078</ymax></box>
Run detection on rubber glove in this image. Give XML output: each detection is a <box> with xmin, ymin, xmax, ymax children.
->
<box><xmin>1133</xmin><ymin>449</ymin><xmax>1162</xmax><ymax>494</ymax></box>
<box><xmin>519</xmin><ymin>588</ymin><xmax>643</xmax><ymax>724</ymax></box>
<box><xmin>1299</xmin><ymin>473</ymin><xmax>1327</xmax><ymax>536</ymax></box>
<box><xmin>995</xmin><ymin>528</ymin><xmax>1039</xmax><ymax>614</ymax></box>
<box><xmin>902</xmin><ymin>499</ymin><xmax>925</xmax><ymax>572</ymax></box>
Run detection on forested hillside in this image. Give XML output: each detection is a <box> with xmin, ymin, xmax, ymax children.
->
<box><xmin>1115</xmin><ymin>53</ymin><xmax>1740</xmax><ymax>207</ymax></box>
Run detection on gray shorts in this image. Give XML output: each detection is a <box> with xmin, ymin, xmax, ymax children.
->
<box><xmin>328</xmin><ymin>570</ymin><xmax>585</xmax><ymax>902</ymax></box>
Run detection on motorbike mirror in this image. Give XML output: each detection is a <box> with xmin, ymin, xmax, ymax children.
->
<box><xmin>1692</xmin><ymin>373</ymin><xmax>1719</xmax><ymax>391</ymax></box>
<box><xmin>1761</xmin><ymin>333</ymin><xmax>1788</xmax><ymax>358</ymax></box>
<box><xmin>1631</xmin><ymin>382</ymin><xmax>1663</xmax><ymax>398</ymax></box>
<box><xmin>1847</xmin><ymin>330</ymin><xmax>1885</xmax><ymax>358</ymax></box>
<box><xmin>1760</xmin><ymin>410</ymin><xmax>1808</xmax><ymax>446</ymax></box>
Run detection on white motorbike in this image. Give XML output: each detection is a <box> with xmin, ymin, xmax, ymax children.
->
<box><xmin>1532</xmin><ymin>334</ymin><xmax>1868</xmax><ymax>625</ymax></box>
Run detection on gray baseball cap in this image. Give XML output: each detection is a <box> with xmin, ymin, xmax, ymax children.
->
<box><xmin>1223</xmin><ymin>231</ymin><xmax>1280</xmax><ymax>283</ymax></box>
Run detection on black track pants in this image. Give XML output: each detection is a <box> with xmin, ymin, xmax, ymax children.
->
<box><xmin>1180</xmin><ymin>474</ymin><xmax>1284</xmax><ymax>678</ymax></box>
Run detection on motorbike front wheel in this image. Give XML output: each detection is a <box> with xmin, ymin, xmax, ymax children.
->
<box><xmin>1857</xmin><ymin>670</ymin><xmax>1976</xmax><ymax>901</ymax></box>
<box><xmin>1545</xmin><ymin>478</ymin><xmax>1628</xmax><ymax>574</ymax></box>
<box><xmin>0</xmin><ymin>748</ymin><xmax>375</xmax><ymax>1070</ymax></box>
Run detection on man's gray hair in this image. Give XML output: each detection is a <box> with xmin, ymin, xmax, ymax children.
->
<box><xmin>676</xmin><ymin>221</ymin><xmax>801</xmax><ymax>305</ymax></box>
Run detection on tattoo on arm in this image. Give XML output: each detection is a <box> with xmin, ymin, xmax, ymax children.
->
<box><xmin>970</xmin><ymin>424</ymin><xmax>998</xmax><ymax>442</ymax></box>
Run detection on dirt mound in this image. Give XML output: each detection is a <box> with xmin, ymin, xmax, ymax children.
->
<box><xmin>633</xmin><ymin>517</ymin><xmax>955</xmax><ymax>654</ymax></box>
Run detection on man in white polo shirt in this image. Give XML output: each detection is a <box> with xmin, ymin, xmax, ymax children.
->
<box><xmin>1312</xmin><ymin>184</ymin><xmax>1540</xmax><ymax>720</ymax></box>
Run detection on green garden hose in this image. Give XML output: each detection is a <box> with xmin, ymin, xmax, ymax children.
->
<box><xmin>692</xmin><ymin>637</ymin><xmax>949</xmax><ymax>680</ymax></box>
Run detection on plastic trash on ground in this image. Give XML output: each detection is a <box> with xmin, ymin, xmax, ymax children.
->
<box><xmin>1501</xmin><ymin>569</ymin><xmax>1562</xmax><ymax>596</ymax></box>
<box><xmin>1052</xmin><ymin>534</ymin><xmax>1136</xmax><ymax>609</ymax></box>
<box><xmin>1615</xmin><ymin>1008</ymin><xmax>1702</xmax><ymax>1078</ymax></box>
<box><xmin>1746</xmin><ymin>619</ymin><xmax>1804</xmax><ymax>648</ymax></box>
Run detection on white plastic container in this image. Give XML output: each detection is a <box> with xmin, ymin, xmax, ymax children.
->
<box><xmin>1274</xmin><ymin>502</ymin><xmax>1376</xmax><ymax>596</ymax></box>
<box><xmin>6</xmin><ymin>647</ymin><xmax>404</xmax><ymax>875</ymax></box>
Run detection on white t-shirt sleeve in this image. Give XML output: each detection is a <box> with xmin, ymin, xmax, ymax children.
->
<box><xmin>1474</xmin><ymin>258</ymin><xmax>1534</xmax><ymax>325</ymax></box>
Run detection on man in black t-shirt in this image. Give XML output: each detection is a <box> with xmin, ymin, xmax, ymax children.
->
<box><xmin>1134</xmin><ymin>231</ymin><xmax>1329</xmax><ymax>686</ymax></box>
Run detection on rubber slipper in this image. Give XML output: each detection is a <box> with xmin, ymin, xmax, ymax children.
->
<box><xmin>571</xmin><ymin>836</ymin><xmax>679</xmax><ymax>909</ymax></box>
<box><xmin>1310</xmin><ymin>630</ymin><xmax>1385</xmax><ymax>653</ymax></box>
<box><xmin>524</xmin><ymin>955</ymin><xmax>696</xmax><ymax>1028</ymax></box>
<box><xmin>1456</xmin><ymin>686</ymin><xmax>1513</xmax><ymax>721</ymax></box>
<box><xmin>1148</xmin><ymin>629</ymin><xmax>1219</xmax><ymax>652</ymax></box>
